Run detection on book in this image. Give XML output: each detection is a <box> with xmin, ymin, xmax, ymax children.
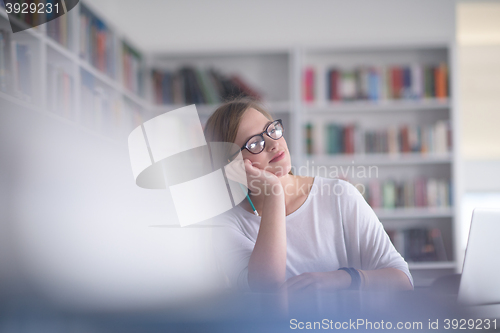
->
<box><xmin>305</xmin><ymin>122</ymin><xmax>313</xmax><ymax>155</ymax></box>
<box><xmin>151</xmin><ymin>67</ymin><xmax>261</xmax><ymax>105</ymax></box>
<box><xmin>303</xmin><ymin>67</ymin><xmax>314</xmax><ymax>102</ymax></box>
<box><xmin>80</xmin><ymin>4</ymin><xmax>116</xmax><ymax>78</ymax></box>
<box><xmin>327</xmin><ymin>68</ymin><xmax>340</xmax><ymax>101</ymax></box>
<box><xmin>340</xmin><ymin>70</ymin><xmax>356</xmax><ymax>100</ymax></box>
<box><xmin>357</xmin><ymin>177</ymin><xmax>451</xmax><ymax>210</ymax></box>
<box><xmin>306</xmin><ymin>63</ymin><xmax>449</xmax><ymax>103</ymax></box>
<box><xmin>47</xmin><ymin>7</ymin><xmax>70</xmax><ymax>48</ymax></box>
<box><xmin>435</xmin><ymin>63</ymin><xmax>448</xmax><ymax>99</ymax></box>
<box><xmin>122</xmin><ymin>42</ymin><xmax>143</xmax><ymax>95</ymax></box>
<box><xmin>47</xmin><ymin>64</ymin><xmax>74</xmax><ymax>120</ymax></box>
<box><xmin>0</xmin><ymin>29</ymin><xmax>10</xmax><ymax>93</ymax></box>
<box><xmin>402</xmin><ymin>228</ymin><xmax>448</xmax><ymax>262</ymax></box>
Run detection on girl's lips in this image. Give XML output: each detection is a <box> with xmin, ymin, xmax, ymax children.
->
<box><xmin>269</xmin><ymin>151</ymin><xmax>285</xmax><ymax>163</ymax></box>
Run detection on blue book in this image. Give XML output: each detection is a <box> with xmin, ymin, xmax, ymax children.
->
<box><xmin>402</xmin><ymin>67</ymin><xmax>411</xmax><ymax>99</ymax></box>
<box><xmin>368</xmin><ymin>69</ymin><xmax>380</xmax><ymax>101</ymax></box>
<box><xmin>16</xmin><ymin>43</ymin><xmax>32</xmax><ymax>97</ymax></box>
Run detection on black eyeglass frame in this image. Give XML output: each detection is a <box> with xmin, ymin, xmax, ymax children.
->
<box><xmin>228</xmin><ymin>119</ymin><xmax>284</xmax><ymax>161</ymax></box>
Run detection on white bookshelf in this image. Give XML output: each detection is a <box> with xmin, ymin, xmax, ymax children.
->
<box><xmin>295</xmin><ymin>44</ymin><xmax>460</xmax><ymax>281</ymax></box>
<box><xmin>0</xmin><ymin>1</ymin><xmax>149</xmax><ymax>143</ymax></box>
<box><xmin>0</xmin><ymin>3</ymin><xmax>461</xmax><ymax>285</ymax></box>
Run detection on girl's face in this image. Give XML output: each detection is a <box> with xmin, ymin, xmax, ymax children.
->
<box><xmin>234</xmin><ymin>108</ymin><xmax>291</xmax><ymax>177</ymax></box>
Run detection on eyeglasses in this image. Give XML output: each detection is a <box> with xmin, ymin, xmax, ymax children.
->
<box><xmin>228</xmin><ymin>119</ymin><xmax>284</xmax><ymax>161</ymax></box>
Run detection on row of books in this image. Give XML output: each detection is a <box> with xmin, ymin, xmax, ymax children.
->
<box><xmin>47</xmin><ymin>64</ymin><xmax>74</xmax><ymax>119</ymax></box>
<box><xmin>79</xmin><ymin>4</ymin><xmax>116</xmax><ymax>78</ymax></box>
<box><xmin>81</xmin><ymin>70</ymin><xmax>117</xmax><ymax>132</ymax></box>
<box><xmin>387</xmin><ymin>228</ymin><xmax>448</xmax><ymax>262</ymax></box>
<box><xmin>0</xmin><ymin>0</ymin><xmax>44</xmax><ymax>28</ymax></box>
<box><xmin>304</xmin><ymin>120</ymin><xmax>452</xmax><ymax>155</ymax></box>
<box><xmin>359</xmin><ymin>178</ymin><xmax>452</xmax><ymax>209</ymax></box>
<box><xmin>122</xmin><ymin>98</ymin><xmax>145</xmax><ymax>132</ymax></box>
<box><xmin>46</xmin><ymin>5</ymin><xmax>71</xmax><ymax>48</ymax></box>
<box><xmin>80</xmin><ymin>70</ymin><xmax>145</xmax><ymax>138</ymax></box>
<box><xmin>122</xmin><ymin>42</ymin><xmax>143</xmax><ymax>95</ymax></box>
<box><xmin>303</xmin><ymin>63</ymin><xmax>449</xmax><ymax>102</ymax></box>
<box><xmin>0</xmin><ymin>29</ymin><xmax>32</xmax><ymax>101</ymax></box>
<box><xmin>152</xmin><ymin>67</ymin><xmax>262</xmax><ymax>105</ymax></box>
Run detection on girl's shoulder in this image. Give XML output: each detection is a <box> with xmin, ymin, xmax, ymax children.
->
<box><xmin>311</xmin><ymin>176</ymin><xmax>364</xmax><ymax>204</ymax></box>
<box><xmin>312</xmin><ymin>176</ymin><xmax>357</xmax><ymax>191</ymax></box>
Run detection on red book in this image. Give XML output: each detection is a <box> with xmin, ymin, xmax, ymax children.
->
<box><xmin>230</xmin><ymin>75</ymin><xmax>263</xmax><ymax>100</ymax></box>
<box><xmin>330</xmin><ymin>69</ymin><xmax>340</xmax><ymax>101</ymax></box>
<box><xmin>400</xmin><ymin>125</ymin><xmax>410</xmax><ymax>153</ymax></box>
<box><xmin>303</xmin><ymin>67</ymin><xmax>315</xmax><ymax>102</ymax></box>
<box><xmin>344</xmin><ymin>125</ymin><xmax>355</xmax><ymax>154</ymax></box>
<box><xmin>153</xmin><ymin>71</ymin><xmax>162</xmax><ymax>104</ymax></box>
<box><xmin>369</xmin><ymin>180</ymin><xmax>381</xmax><ymax>208</ymax></box>
<box><xmin>97</xmin><ymin>32</ymin><xmax>106</xmax><ymax>72</ymax></box>
<box><xmin>391</xmin><ymin>67</ymin><xmax>403</xmax><ymax>99</ymax></box>
<box><xmin>390</xmin><ymin>67</ymin><xmax>397</xmax><ymax>99</ymax></box>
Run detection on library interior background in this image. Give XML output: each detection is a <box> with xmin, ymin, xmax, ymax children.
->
<box><xmin>0</xmin><ymin>0</ymin><xmax>500</xmax><ymax>327</ymax></box>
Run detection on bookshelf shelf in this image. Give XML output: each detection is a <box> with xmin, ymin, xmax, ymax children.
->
<box><xmin>45</xmin><ymin>35</ymin><xmax>77</xmax><ymax>62</ymax></box>
<box><xmin>0</xmin><ymin>90</ymin><xmax>38</xmax><ymax>112</ymax></box>
<box><xmin>297</xmin><ymin>43</ymin><xmax>459</xmax><ymax>283</ymax></box>
<box><xmin>408</xmin><ymin>261</ymin><xmax>456</xmax><ymax>270</ymax></box>
<box><xmin>79</xmin><ymin>60</ymin><xmax>115</xmax><ymax>88</ymax></box>
<box><xmin>305</xmin><ymin>98</ymin><xmax>451</xmax><ymax>113</ymax></box>
<box><xmin>306</xmin><ymin>152</ymin><xmax>452</xmax><ymax>166</ymax></box>
<box><xmin>121</xmin><ymin>90</ymin><xmax>148</xmax><ymax>110</ymax></box>
<box><xmin>375</xmin><ymin>207</ymin><xmax>454</xmax><ymax>220</ymax></box>
<box><xmin>151</xmin><ymin>100</ymin><xmax>291</xmax><ymax>118</ymax></box>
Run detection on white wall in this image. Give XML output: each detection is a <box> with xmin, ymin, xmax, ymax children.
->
<box><xmin>85</xmin><ymin>0</ymin><xmax>456</xmax><ymax>53</ymax></box>
<box><xmin>457</xmin><ymin>2</ymin><xmax>500</xmax><ymax>161</ymax></box>
<box><xmin>456</xmin><ymin>0</ymin><xmax>500</xmax><ymax>271</ymax></box>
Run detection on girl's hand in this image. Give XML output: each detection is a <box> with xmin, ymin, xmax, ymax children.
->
<box><xmin>224</xmin><ymin>157</ymin><xmax>247</xmax><ymax>185</ymax></box>
<box><xmin>281</xmin><ymin>271</ymin><xmax>351</xmax><ymax>293</ymax></box>
<box><xmin>243</xmin><ymin>159</ymin><xmax>282</xmax><ymax>196</ymax></box>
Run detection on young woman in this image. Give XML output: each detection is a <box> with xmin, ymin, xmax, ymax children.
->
<box><xmin>204</xmin><ymin>97</ymin><xmax>413</xmax><ymax>293</ymax></box>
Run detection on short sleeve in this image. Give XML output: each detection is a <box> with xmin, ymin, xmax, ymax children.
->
<box><xmin>338</xmin><ymin>180</ymin><xmax>414</xmax><ymax>287</ymax></box>
<box><xmin>211</xmin><ymin>213</ymin><xmax>255</xmax><ymax>292</ymax></box>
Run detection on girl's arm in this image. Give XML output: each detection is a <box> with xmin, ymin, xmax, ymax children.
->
<box><xmin>358</xmin><ymin>267</ymin><xmax>413</xmax><ymax>290</ymax></box>
<box><xmin>283</xmin><ymin>267</ymin><xmax>413</xmax><ymax>293</ymax></box>
<box><xmin>284</xmin><ymin>179</ymin><xmax>414</xmax><ymax>293</ymax></box>
<box><xmin>247</xmin><ymin>188</ymin><xmax>286</xmax><ymax>292</ymax></box>
<box><xmin>244</xmin><ymin>159</ymin><xmax>287</xmax><ymax>292</ymax></box>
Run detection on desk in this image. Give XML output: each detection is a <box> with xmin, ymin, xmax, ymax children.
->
<box><xmin>1</xmin><ymin>288</ymin><xmax>498</xmax><ymax>332</ymax></box>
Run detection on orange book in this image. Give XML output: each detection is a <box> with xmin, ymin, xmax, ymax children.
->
<box><xmin>435</xmin><ymin>63</ymin><xmax>448</xmax><ymax>99</ymax></box>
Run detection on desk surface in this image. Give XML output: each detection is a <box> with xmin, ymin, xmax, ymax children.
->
<box><xmin>2</xmin><ymin>288</ymin><xmax>498</xmax><ymax>332</ymax></box>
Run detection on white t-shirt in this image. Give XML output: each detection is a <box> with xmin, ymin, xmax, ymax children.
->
<box><xmin>211</xmin><ymin>176</ymin><xmax>414</xmax><ymax>291</ymax></box>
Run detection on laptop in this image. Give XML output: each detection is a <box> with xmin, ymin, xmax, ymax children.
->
<box><xmin>458</xmin><ymin>208</ymin><xmax>500</xmax><ymax>307</ymax></box>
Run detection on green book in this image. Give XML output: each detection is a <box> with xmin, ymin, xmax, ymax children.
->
<box><xmin>383</xmin><ymin>180</ymin><xmax>396</xmax><ymax>209</ymax></box>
